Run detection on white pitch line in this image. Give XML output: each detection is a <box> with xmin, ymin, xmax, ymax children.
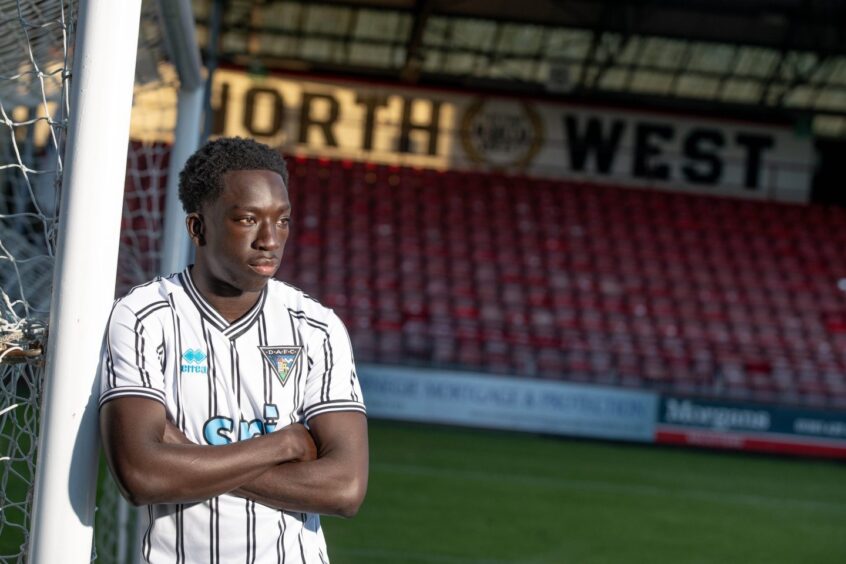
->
<box><xmin>372</xmin><ymin>462</ymin><xmax>846</xmax><ymax>514</ymax></box>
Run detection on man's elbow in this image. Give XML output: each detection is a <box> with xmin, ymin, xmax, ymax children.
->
<box><xmin>113</xmin><ymin>474</ymin><xmax>152</xmax><ymax>507</ymax></box>
<box><xmin>335</xmin><ymin>497</ymin><xmax>361</xmax><ymax>519</ymax></box>
<box><xmin>334</xmin><ymin>476</ymin><xmax>367</xmax><ymax>518</ymax></box>
<box><xmin>111</xmin><ymin>463</ymin><xmax>169</xmax><ymax>507</ymax></box>
<box><xmin>123</xmin><ymin>487</ymin><xmax>154</xmax><ymax>508</ymax></box>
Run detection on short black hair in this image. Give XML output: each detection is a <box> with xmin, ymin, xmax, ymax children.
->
<box><xmin>178</xmin><ymin>137</ymin><xmax>289</xmax><ymax>213</ymax></box>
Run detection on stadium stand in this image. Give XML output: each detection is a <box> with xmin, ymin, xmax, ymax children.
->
<box><xmin>277</xmin><ymin>155</ymin><xmax>846</xmax><ymax>410</ymax></box>
<box><xmin>189</xmin><ymin>0</ymin><xmax>846</xmax><ymax>419</ymax></box>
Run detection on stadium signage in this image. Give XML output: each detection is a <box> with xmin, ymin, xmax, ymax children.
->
<box><xmin>662</xmin><ymin>398</ymin><xmax>771</xmax><ymax>431</ymax></box>
<box><xmin>562</xmin><ymin>117</ymin><xmax>776</xmax><ymax>191</ymax></box>
<box><xmin>128</xmin><ymin>69</ymin><xmax>813</xmax><ymax>201</ymax></box>
<box><xmin>656</xmin><ymin>396</ymin><xmax>846</xmax><ymax>459</ymax></box>
<box><xmin>358</xmin><ymin>365</ymin><xmax>658</xmax><ymax>442</ymax></box>
<box><xmin>459</xmin><ymin>99</ymin><xmax>545</xmax><ymax>169</ymax></box>
<box><xmin>357</xmin><ymin>369</ymin><xmax>846</xmax><ymax>459</ymax></box>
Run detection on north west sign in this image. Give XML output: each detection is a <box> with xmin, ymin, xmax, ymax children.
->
<box><xmin>131</xmin><ymin>68</ymin><xmax>813</xmax><ymax>202</ymax></box>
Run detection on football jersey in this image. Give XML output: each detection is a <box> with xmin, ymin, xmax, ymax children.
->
<box><xmin>99</xmin><ymin>268</ymin><xmax>366</xmax><ymax>563</ymax></box>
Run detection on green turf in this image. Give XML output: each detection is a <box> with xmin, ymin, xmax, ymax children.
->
<box><xmin>0</xmin><ymin>394</ymin><xmax>39</xmax><ymax>561</ymax></box>
<box><xmin>322</xmin><ymin>420</ymin><xmax>846</xmax><ymax>564</ymax></box>
<box><xmin>3</xmin><ymin>416</ymin><xmax>845</xmax><ymax>563</ymax></box>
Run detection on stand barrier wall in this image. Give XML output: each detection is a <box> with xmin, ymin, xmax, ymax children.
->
<box><xmin>358</xmin><ymin>366</ymin><xmax>846</xmax><ymax>459</ymax></box>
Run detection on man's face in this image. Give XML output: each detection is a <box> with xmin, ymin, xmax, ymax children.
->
<box><xmin>194</xmin><ymin>169</ymin><xmax>290</xmax><ymax>293</ymax></box>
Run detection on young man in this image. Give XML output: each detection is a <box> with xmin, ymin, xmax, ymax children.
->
<box><xmin>99</xmin><ymin>137</ymin><xmax>368</xmax><ymax>563</ymax></box>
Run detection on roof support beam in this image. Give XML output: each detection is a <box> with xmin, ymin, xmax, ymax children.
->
<box><xmin>401</xmin><ymin>0</ymin><xmax>433</xmax><ymax>82</ymax></box>
<box><xmin>775</xmin><ymin>55</ymin><xmax>825</xmax><ymax>108</ymax></box>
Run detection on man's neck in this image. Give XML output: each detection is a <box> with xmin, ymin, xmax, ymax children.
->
<box><xmin>189</xmin><ymin>265</ymin><xmax>262</xmax><ymax>323</ymax></box>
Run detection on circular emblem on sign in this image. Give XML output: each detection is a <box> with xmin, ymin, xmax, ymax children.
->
<box><xmin>460</xmin><ymin>98</ymin><xmax>544</xmax><ymax>170</ymax></box>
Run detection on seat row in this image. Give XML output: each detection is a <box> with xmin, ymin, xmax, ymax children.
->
<box><xmin>276</xmin><ymin>155</ymin><xmax>846</xmax><ymax>408</ymax></box>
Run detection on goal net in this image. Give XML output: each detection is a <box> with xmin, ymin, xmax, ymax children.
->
<box><xmin>0</xmin><ymin>1</ymin><xmax>73</xmax><ymax>560</ymax></box>
<box><xmin>0</xmin><ymin>1</ymin><xmax>196</xmax><ymax>561</ymax></box>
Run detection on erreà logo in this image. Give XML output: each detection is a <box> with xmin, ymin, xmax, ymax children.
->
<box><xmin>181</xmin><ymin>348</ymin><xmax>208</xmax><ymax>374</ymax></box>
<box><xmin>258</xmin><ymin>346</ymin><xmax>302</xmax><ymax>386</ymax></box>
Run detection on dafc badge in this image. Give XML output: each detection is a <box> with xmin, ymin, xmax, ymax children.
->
<box><xmin>258</xmin><ymin>346</ymin><xmax>302</xmax><ymax>386</ymax></box>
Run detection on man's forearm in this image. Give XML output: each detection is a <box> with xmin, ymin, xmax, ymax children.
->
<box><xmin>101</xmin><ymin>398</ymin><xmax>315</xmax><ymax>506</ymax></box>
<box><xmin>122</xmin><ymin>439</ymin><xmax>288</xmax><ymax>505</ymax></box>
<box><xmin>233</xmin><ymin>453</ymin><xmax>365</xmax><ymax>517</ymax></box>
<box><xmin>233</xmin><ymin>412</ymin><xmax>369</xmax><ymax>517</ymax></box>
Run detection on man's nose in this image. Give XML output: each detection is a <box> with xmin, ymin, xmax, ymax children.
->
<box><xmin>255</xmin><ymin>221</ymin><xmax>282</xmax><ymax>250</ymax></box>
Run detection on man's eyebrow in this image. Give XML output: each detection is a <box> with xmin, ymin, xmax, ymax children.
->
<box><xmin>229</xmin><ymin>203</ymin><xmax>292</xmax><ymax>212</ymax></box>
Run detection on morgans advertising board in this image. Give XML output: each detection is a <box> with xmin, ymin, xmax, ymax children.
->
<box><xmin>656</xmin><ymin>396</ymin><xmax>846</xmax><ymax>459</ymax></box>
<box><xmin>132</xmin><ymin>69</ymin><xmax>814</xmax><ymax>202</ymax></box>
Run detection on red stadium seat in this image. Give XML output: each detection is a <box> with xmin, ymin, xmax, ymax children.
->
<box><xmin>278</xmin><ymin>155</ymin><xmax>846</xmax><ymax>408</ymax></box>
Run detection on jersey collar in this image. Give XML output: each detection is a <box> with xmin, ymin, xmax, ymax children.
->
<box><xmin>179</xmin><ymin>268</ymin><xmax>268</xmax><ymax>340</ymax></box>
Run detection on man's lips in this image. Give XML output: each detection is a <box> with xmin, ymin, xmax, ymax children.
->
<box><xmin>248</xmin><ymin>259</ymin><xmax>279</xmax><ymax>276</ymax></box>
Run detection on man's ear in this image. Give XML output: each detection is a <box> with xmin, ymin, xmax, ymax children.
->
<box><xmin>186</xmin><ymin>213</ymin><xmax>205</xmax><ymax>246</ymax></box>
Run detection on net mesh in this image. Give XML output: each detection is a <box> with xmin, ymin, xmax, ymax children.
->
<box><xmin>0</xmin><ymin>0</ymin><xmax>182</xmax><ymax>561</ymax></box>
<box><xmin>116</xmin><ymin>7</ymin><xmax>179</xmax><ymax>297</ymax></box>
<box><xmin>0</xmin><ymin>1</ymin><xmax>73</xmax><ymax>561</ymax></box>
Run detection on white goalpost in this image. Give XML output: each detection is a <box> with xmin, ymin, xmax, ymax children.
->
<box><xmin>0</xmin><ymin>0</ymin><xmax>201</xmax><ymax>562</ymax></box>
<box><xmin>26</xmin><ymin>1</ymin><xmax>145</xmax><ymax>562</ymax></box>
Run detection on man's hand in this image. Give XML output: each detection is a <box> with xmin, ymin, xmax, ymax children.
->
<box><xmin>230</xmin><ymin>412</ymin><xmax>368</xmax><ymax>517</ymax></box>
<box><xmin>161</xmin><ymin>419</ymin><xmax>317</xmax><ymax>462</ymax></box>
<box><xmin>282</xmin><ymin>423</ymin><xmax>318</xmax><ymax>462</ymax></box>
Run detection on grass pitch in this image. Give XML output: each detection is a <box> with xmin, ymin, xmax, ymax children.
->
<box><xmin>323</xmin><ymin>420</ymin><xmax>846</xmax><ymax>564</ymax></box>
<box><xmin>3</xmin><ymin>417</ymin><xmax>844</xmax><ymax>563</ymax></box>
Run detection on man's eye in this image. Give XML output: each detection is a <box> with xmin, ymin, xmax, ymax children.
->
<box><xmin>238</xmin><ymin>217</ymin><xmax>256</xmax><ymax>225</ymax></box>
<box><xmin>278</xmin><ymin>217</ymin><xmax>291</xmax><ymax>227</ymax></box>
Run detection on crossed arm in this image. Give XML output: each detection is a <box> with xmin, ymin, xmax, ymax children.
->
<box><xmin>100</xmin><ymin>397</ymin><xmax>368</xmax><ymax>517</ymax></box>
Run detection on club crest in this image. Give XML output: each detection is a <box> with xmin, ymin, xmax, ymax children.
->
<box><xmin>258</xmin><ymin>346</ymin><xmax>302</xmax><ymax>386</ymax></box>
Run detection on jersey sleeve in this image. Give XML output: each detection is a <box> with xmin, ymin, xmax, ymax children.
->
<box><xmin>302</xmin><ymin>311</ymin><xmax>366</xmax><ymax>422</ymax></box>
<box><xmin>99</xmin><ymin>300</ymin><xmax>168</xmax><ymax>409</ymax></box>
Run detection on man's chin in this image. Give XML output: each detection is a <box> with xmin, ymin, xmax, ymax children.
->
<box><xmin>214</xmin><ymin>274</ymin><xmax>270</xmax><ymax>296</ymax></box>
<box><xmin>240</xmin><ymin>276</ymin><xmax>271</xmax><ymax>293</ymax></box>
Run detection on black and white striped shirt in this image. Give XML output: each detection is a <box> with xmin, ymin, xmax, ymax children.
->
<box><xmin>99</xmin><ymin>268</ymin><xmax>365</xmax><ymax>563</ymax></box>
